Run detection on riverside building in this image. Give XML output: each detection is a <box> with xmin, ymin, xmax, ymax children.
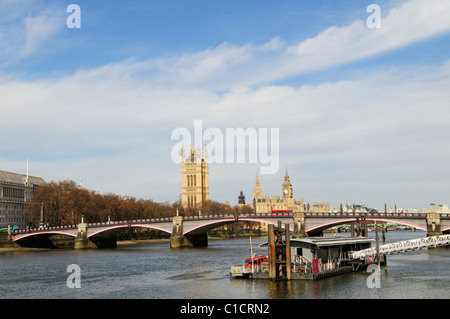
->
<box><xmin>0</xmin><ymin>170</ymin><xmax>45</xmax><ymax>229</ymax></box>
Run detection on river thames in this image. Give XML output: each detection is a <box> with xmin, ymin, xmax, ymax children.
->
<box><xmin>0</xmin><ymin>230</ymin><xmax>449</xmax><ymax>299</ymax></box>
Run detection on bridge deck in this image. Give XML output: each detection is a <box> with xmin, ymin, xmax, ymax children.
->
<box><xmin>11</xmin><ymin>211</ymin><xmax>450</xmax><ymax>236</ymax></box>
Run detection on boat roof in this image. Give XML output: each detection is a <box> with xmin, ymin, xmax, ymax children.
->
<box><xmin>260</xmin><ymin>236</ymin><xmax>375</xmax><ymax>248</ymax></box>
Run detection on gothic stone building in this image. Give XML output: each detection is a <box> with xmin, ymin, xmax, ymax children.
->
<box><xmin>181</xmin><ymin>146</ymin><xmax>209</xmax><ymax>209</ymax></box>
<box><xmin>0</xmin><ymin>170</ymin><xmax>45</xmax><ymax>229</ymax></box>
<box><xmin>252</xmin><ymin>170</ymin><xmax>330</xmax><ymax>214</ymax></box>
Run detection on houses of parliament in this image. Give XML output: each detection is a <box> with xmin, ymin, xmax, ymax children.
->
<box><xmin>252</xmin><ymin>170</ymin><xmax>329</xmax><ymax>213</ymax></box>
<box><xmin>180</xmin><ymin>146</ymin><xmax>329</xmax><ymax>213</ymax></box>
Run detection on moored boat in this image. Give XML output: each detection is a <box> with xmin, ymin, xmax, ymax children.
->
<box><xmin>231</xmin><ymin>235</ymin><xmax>377</xmax><ymax>280</ymax></box>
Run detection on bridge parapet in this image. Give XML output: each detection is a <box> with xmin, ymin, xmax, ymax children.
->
<box><xmin>305</xmin><ymin>211</ymin><xmax>430</xmax><ymax>219</ymax></box>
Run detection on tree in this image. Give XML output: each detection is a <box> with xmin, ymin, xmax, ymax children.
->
<box><xmin>27</xmin><ymin>180</ymin><xmax>177</xmax><ymax>227</ymax></box>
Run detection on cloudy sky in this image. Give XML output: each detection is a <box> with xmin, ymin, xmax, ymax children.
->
<box><xmin>1</xmin><ymin>0</ymin><xmax>449</xmax><ymax>210</ymax></box>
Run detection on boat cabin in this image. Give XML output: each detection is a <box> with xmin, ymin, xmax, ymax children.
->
<box><xmin>245</xmin><ymin>255</ymin><xmax>269</xmax><ymax>269</ymax></box>
<box><xmin>289</xmin><ymin>236</ymin><xmax>375</xmax><ymax>265</ymax></box>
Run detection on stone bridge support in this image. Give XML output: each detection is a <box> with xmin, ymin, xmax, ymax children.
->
<box><xmin>293</xmin><ymin>211</ymin><xmax>306</xmax><ymax>238</ymax></box>
<box><xmin>170</xmin><ymin>215</ymin><xmax>208</xmax><ymax>248</ymax></box>
<box><xmin>427</xmin><ymin>212</ymin><xmax>442</xmax><ymax>236</ymax></box>
<box><xmin>74</xmin><ymin>217</ymin><xmax>89</xmax><ymax>249</ymax></box>
<box><xmin>74</xmin><ymin>217</ymin><xmax>117</xmax><ymax>249</ymax></box>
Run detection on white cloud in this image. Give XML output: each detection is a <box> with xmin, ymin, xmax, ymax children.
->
<box><xmin>0</xmin><ymin>2</ymin><xmax>63</xmax><ymax>64</ymax></box>
<box><xmin>7</xmin><ymin>0</ymin><xmax>444</xmax><ymax>91</ymax></box>
<box><xmin>23</xmin><ymin>9</ymin><xmax>61</xmax><ymax>56</ymax></box>
<box><xmin>133</xmin><ymin>0</ymin><xmax>450</xmax><ymax>90</ymax></box>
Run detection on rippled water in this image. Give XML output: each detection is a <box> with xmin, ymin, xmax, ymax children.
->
<box><xmin>0</xmin><ymin>230</ymin><xmax>449</xmax><ymax>299</ymax></box>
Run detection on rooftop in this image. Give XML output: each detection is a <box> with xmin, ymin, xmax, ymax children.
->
<box><xmin>290</xmin><ymin>236</ymin><xmax>375</xmax><ymax>247</ymax></box>
<box><xmin>0</xmin><ymin>170</ymin><xmax>45</xmax><ymax>186</ymax></box>
<box><xmin>260</xmin><ymin>236</ymin><xmax>375</xmax><ymax>248</ymax></box>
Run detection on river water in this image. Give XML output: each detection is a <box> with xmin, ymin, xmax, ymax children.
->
<box><xmin>0</xmin><ymin>230</ymin><xmax>449</xmax><ymax>299</ymax></box>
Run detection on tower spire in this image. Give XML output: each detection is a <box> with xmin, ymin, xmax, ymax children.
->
<box><xmin>252</xmin><ymin>169</ymin><xmax>263</xmax><ymax>201</ymax></box>
<box><xmin>203</xmin><ymin>143</ymin><xmax>208</xmax><ymax>162</ymax></box>
<box><xmin>255</xmin><ymin>169</ymin><xmax>261</xmax><ymax>187</ymax></box>
<box><xmin>284</xmin><ymin>168</ymin><xmax>289</xmax><ymax>180</ymax></box>
<box><xmin>181</xmin><ymin>145</ymin><xmax>186</xmax><ymax>163</ymax></box>
<box><xmin>23</xmin><ymin>158</ymin><xmax>29</xmax><ymax>184</ymax></box>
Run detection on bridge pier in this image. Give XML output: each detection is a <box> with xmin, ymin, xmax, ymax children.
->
<box><xmin>427</xmin><ymin>212</ymin><xmax>442</xmax><ymax>236</ymax></box>
<box><xmin>73</xmin><ymin>216</ymin><xmax>118</xmax><ymax>249</ymax></box>
<box><xmin>74</xmin><ymin>238</ymin><xmax>89</xmax><ymax>249</ymax></box>
<box><xmin>74</xmin><ymin>237</ymin><xmax>117</xmax><ymax>249</ymax></box>
<box><xmin>170</xmin><ymin>233</ymin><xmax>208</xmax><ymax>248</ymax></box>
<box><xmin>292</xmin><ymin>212</ymin><xmax>307</xmax><ymax>238</ymax></box>
<box><xmin>170</xmin><ymin>215</ymin><xmax>208</xmax><ymax>248</ymax></box>
<box><xmin>74</xmin><ymin>217</ymin><xmax>89</xmax><ymax>249</ymax></box>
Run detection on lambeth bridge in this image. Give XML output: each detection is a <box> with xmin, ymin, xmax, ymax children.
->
<box><xmin>11</xmin><ymin>210</ymin><xmax>450</xmax><ymax>249</ymax></box>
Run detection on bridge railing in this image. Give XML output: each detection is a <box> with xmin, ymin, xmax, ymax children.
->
<box><xmin>89</xmin><ymin>217</ymin><xmax>174</xmax><ymax>226</ymax></box>
<box><xmin>13</xmin><ymin>210</ymin><xmax>444</xmax><ymax>235</ymax></box>
<box><xmin>350</xmin><ymin>234</ymin><xmax>450</xmax><ymax>259</ymax></box>
<box><xmin>13</xmin><ymin>224</ymin><xmax>79</xmax><ymax>234</ymax></box>
<box><xmin>305</xmin><ymin>211</ymin><xmax>429</xmax><ymax>219</ymax></box>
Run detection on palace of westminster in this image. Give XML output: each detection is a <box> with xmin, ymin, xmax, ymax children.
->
<box><xmin>180</xmin><ymin>146</ymin><xmax>329</xmax><ymax>213</ymax></box>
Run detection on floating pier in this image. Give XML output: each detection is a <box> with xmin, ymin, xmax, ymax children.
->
<box><xmin>231</xmin><ymin>221</ymin><xmax>378</xmax><ymax>280</ymax></box>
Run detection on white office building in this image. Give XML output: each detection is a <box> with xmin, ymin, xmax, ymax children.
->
<box><xmin>0</xmin><ymin>170</ymin><xmax>45</xmax><ymax>229</ymax></box>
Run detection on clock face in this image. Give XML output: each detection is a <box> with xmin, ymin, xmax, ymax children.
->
<box><xmin>284</xmin><ymin>189</ymin><xmax>288</xmax><ymax>194</ymax></box>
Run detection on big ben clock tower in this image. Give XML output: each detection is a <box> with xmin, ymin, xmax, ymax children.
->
<box><xmin>281</xmin><ymin>169</ymin><xmax>293</xmax><ymax>203</ymax></box>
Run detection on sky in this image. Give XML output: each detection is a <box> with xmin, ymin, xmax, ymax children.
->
<box><xmin>1</xmin><ymin>0</ymin><xmax>450</xmax><ymax>210</ymax></box>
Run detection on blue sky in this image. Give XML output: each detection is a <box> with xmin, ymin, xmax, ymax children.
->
<box><xmin>1</xmin><ymin>0</ymin><xmax>450</xmax><ymax>210</ymax></box>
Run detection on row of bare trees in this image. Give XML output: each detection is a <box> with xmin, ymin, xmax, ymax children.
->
<box><xmin>26</xmin><ymin>180</ymin><xmax>253</xmax><ymax>228</ymax></box>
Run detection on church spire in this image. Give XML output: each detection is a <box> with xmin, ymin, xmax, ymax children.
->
<box><xmin>252</xmin><ymin>169</ymin><xmax>263</xmax><ymax>200</ymax></box>
<box><xmin>255</xmin><ymin>169</ymin><xmax>261</xmax><ymax>188</ymax></box>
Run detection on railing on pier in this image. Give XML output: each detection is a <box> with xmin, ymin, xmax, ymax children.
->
<box><xmin>349</xmin><ymin>234</ymin><xmax>450</xmax><ymax>259</ymax></box>
<box><xmin>292</xmin><ymin>255</ymin><xmax>312</xmax><ymax>273</ymax></box>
